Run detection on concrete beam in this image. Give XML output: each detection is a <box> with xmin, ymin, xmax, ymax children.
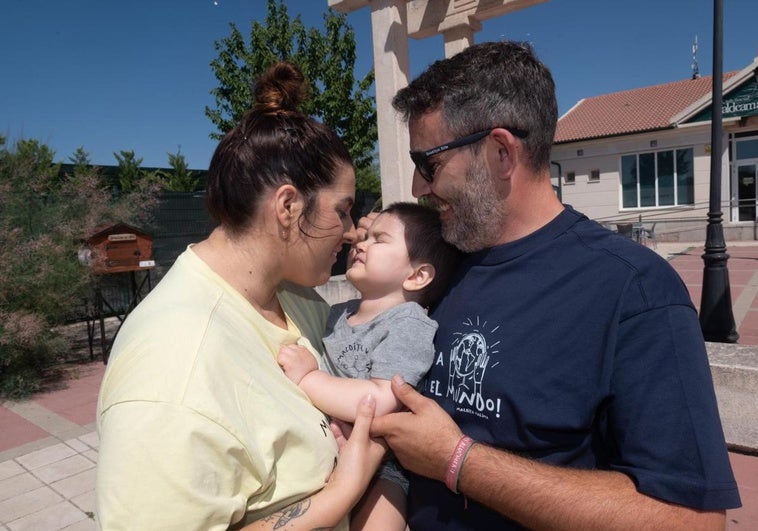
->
<box><xmin>328</xmin><ymin>0</ymin><xmax>370</xmax><ymax>13</ymax></box>
<box><xmin>407</xmin><ymin>0</ymin><xmax>548</xmax><ymax>40</ymax></box>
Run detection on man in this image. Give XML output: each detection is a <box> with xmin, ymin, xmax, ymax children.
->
<box><xmin>370</xmin><ymin>41</ymin><xmax>741</xmax><ymax>530</ymax></box>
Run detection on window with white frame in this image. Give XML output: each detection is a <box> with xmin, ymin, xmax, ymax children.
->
<box><xmin>589</xmin><ymin>169</ymin><xmax>600</xmax><ymax>182</ymax></box>
<box><xmin>565</xmin><ymin>171</ymin><xmax>575</xmax><ymax>184</ymax></box>
<box><xmin>621</xmin><ymin>148</ymin><xmax>694</xmax><ymax>208</ymax></box>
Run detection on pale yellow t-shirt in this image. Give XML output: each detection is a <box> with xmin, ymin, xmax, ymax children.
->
<box><xmin>96</xmin><ymin>247</ymin><xmax>345</xmax><ymax>530</ymax></box>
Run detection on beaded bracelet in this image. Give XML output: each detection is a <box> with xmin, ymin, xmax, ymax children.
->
<box><xmin>445</xmin><ymin>435</ymin><xmax>476</xmax><ymax>494</ymax></box>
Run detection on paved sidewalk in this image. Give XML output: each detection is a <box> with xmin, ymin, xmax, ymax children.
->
<box><xmin>0</xmin><ymin>361</ymin><xmax>103</xmax><ymax>530</ymax></box>
<box><xmin>657</xmin><ymin>241</ymin><xmax>758</xmax><ymax>344</ymax></box>
<box><xmin>1</xmin><ymin>242</ymin><xmax>757</xmax><ymax>529</ymax></box>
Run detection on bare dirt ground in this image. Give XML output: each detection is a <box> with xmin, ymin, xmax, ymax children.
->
<box><xmin>43</xmin><ymin>317</ymin><xmax>120</xmax><ymax>391</ymax></box>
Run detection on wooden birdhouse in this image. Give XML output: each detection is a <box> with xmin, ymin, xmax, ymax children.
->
<box><xmin>81</xmin><ymin>223</ymin><xmax>155</xmax><ymax>275</ymax></box>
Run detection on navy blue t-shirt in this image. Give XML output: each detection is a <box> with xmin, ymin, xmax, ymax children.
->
<box><xmin>408</xmin><ymin>207</ymin><xmax>741</xmax><ymax>530</ymax></box>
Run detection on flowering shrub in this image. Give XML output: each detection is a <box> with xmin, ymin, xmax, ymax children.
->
<box><xmin>0</xmin><ymin>311</ymin><xmax>66</xmax><ymax>398</ymax></box>
<box><xmin>0</xmin><ymin>137</ymin><xmax>160</xmax><ymax>397</ymax></box>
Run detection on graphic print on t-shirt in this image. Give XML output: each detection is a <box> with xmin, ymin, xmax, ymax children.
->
<box><xmin>428</xmin><ymin>316</ymin><xmax>501</xmax><ymax>419</ymax></box>
<box><xmin>335</xmin><ymin>341</ymin><xmax>372</xmax><ymax>376</ymax></box>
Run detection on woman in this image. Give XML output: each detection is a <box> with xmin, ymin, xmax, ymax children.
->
<box><xmin>95</xmin><ymin>62</ymin><xmax>384</xmax><ymax>530</ymax></box>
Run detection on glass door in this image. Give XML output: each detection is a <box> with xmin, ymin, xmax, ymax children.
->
<box><xmin>733</xmin><ymin>136</ymin><xmax>758</xmax><ymax>222</ymax></box>
<box><xmin>737</xmin><ymin>163</ymin><xmax>757</xmax><ymax>221</ymax></box>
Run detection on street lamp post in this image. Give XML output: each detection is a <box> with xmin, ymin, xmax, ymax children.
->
<box><xmin>699</xmin><ymin>0</ymin><xmax>738</xmax><ymax>343</ymax></box>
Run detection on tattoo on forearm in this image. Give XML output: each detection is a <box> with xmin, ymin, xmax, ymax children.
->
<box><xmin>268</xmin><ymin>499</ymin><xmax>314</xmax><ymax>530</ymax></box>
<box><xmin>260</xmin><ymin>498</ymin><xmax>335</xmax><ymax>530</ymax></box>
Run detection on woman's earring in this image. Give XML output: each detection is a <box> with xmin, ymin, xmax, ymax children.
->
<box><xmin>280</xmin><ymin>210</ymin><xmax>293</xmax><ymax>241</ymax></box>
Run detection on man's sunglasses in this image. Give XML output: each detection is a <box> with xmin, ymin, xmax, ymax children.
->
<box><xmin>409</xmin><ymin>126</ymin><xmax>529</xmax><ymax>183</ymax></box>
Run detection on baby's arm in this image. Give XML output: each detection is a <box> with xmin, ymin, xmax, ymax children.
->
<box><xmin>277</xmin><ymin>345</ymin><xmax>401</xmax><ymax>422</ymax></box>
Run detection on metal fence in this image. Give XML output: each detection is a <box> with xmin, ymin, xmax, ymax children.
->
<box><xmin>80</xmin><ymin>190</ymin><xmax>381</xmax><ymax>317</ymax></box>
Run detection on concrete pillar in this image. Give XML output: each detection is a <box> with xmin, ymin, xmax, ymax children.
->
<box><xmin>328</xmin><ymin>0</ymin><xmax>547</xmax><ymax>204</ymax></box>
<box><xmin>368</xmin><ymin>0</ymin><xmax>415</xmax><ymax>204</ymax></box>
<box><xmin>442</xmin><ymin>21</ymin><xmax>479</xmax><ymax>57</ymax></box>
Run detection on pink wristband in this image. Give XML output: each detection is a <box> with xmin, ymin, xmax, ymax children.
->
<box><xmin>445</xmin><ymin>435</ymin><xmax>476</xmax><ymax>494</ymax></box>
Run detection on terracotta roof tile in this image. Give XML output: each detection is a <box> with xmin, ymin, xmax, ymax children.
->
<box><xmin>555</xmin><ymin>72</ymin><xmax>737</xmax><ymax>143</ymax></box>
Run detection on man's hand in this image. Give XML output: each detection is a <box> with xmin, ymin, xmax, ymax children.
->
<box><xmin>348</xmin><ymin>212</ymin><xmax>380</xmax><ymax>267</ymax></box>
<box><xmin>369</xmin><ymin>380</ymin><xmax>728</xmax><ymax>531</ymax></box>
<box><xmin>370</xmin><ymin>375</ymin><xmax>463</xmax><ymax>482</ymax></box>
<box><xmin>277</xmin><ymin>344</ymin><xmax>318</xmax><ymax>385</ymax></box>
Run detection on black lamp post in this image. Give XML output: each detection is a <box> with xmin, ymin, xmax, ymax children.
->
<box><xmin>699</xmin><ymin>0</ymin><xmax>738</xmax><ymax>343</ymax></box>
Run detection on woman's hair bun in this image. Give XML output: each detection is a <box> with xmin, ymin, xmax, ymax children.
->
<box><xmin>253</xmin><ymin>61</ymin><xmax>307</xmax><ymax>115</ymax></box>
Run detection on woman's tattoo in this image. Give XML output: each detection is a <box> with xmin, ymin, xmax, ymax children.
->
<box><xmin>275</xmin><ymin>500</ymin><xmax>308</xmax><ymax>528</ymax></box>
<box><xmin>267</xmin><ymin>499</ymin><xmax>310</xmax><ymax>529</ymax></box>
<box><xmin>261</xmin><ymin>498</ymin><xmax>335</xmax><ymax>530</ymax></box>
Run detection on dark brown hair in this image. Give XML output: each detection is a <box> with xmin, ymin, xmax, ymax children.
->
<box><xmin>205</xmin><ymin>62</ymin><xmax>352</xmax><ymax>234</ymax></box>
<box><xmin>392</xmin><ymin>41</ymin><xmax>557</xmax><ymax>173</ymax></box>
<box><xmin>382</xmin><ymin>202</ymin><xmax>462</xmax><ymax>308</ymax></box>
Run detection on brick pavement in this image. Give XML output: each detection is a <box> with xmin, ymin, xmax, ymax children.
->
<box><xmin>664</xmin><ymin>242</ymin><xmax>758</xmax><ymax>345</ymax></box>
<box><xmin>1</xmin><ymin>243</ymin><xmax>757</xmax><ymax>529</ymax></box>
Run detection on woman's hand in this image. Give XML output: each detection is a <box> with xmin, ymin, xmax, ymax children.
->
<box><xmin>325</xmin><ymin>394</ymin><xmax>387</xmax><ymax>503</ymax></box>
<box><xmin>241</xmin><ymin>395</ymin><xmax>386</xmax><ymax>530</ymax></box>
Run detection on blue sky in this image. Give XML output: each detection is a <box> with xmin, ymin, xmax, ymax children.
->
<box><xmin>1</xmin><ymin>0</ymin><xmax>756</xmax><ymax>170</ymax></box>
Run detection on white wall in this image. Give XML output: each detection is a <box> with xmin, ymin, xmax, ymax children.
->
<box><xmin>550</xmin><ymin>124</ymin><xmax>731</xmax><ymax>232</ymax></box>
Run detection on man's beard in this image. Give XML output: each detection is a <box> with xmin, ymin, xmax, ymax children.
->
<box><xmin>442</xmin><ymin>157</ymin><xmax>506</xmax><ymax>253</ymax></box>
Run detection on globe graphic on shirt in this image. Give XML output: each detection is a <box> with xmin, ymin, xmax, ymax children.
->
<box><xmin>451</xmin><ymin>332</ymin><xmax>486</xmax><ymax>378</ymax></box>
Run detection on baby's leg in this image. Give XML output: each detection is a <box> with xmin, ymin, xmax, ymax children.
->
<box><xmin>350</xmin><ymin>477</ymin><xmax>407</xmax><ymax>531</ymax></box>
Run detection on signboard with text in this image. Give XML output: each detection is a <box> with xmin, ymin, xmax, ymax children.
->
<box><xmin>689</xmin><ymin>73</ymin><xmax>758</xmax><ymax>123</ymax></box>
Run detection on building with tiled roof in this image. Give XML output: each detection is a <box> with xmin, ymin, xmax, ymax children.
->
<box><xmin>550</xmin><ymin>56</ymin><xmax>758</xmax><ymax>242</ymax></box>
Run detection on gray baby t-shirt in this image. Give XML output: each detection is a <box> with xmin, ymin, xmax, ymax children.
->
<box><xmin>321</xmin><ymin>299</ymin><xmax>437</xmax><ymax>386</ymax></box>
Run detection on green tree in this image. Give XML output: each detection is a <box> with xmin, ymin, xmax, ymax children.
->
<box><xmin>112</xmin><ymin>149</ymin><xmax>164</xmax><ymax>194</ymax></box>
<box><xmin>0</xmin><ymin>138</ymin><xmax>161</xmax><ymax>397</ymax></box>
<box><xmin>159</xmin><ymin>148</ymin><xmax>200</xmax><ymax>192</ymax></box>
<box><xmin>206</xmin><ymin>0</ymin><xmax>377</xmax><ymax>174</ymax></box>
<box><xmin>113</xmin><ymin>149</ymin><xmax>143</xmax><ymax>193</ymax></box>
<box><xmin>68</xmin><ymin>146</ymin><xmax>91</xmax><ymax>176</ymax></box>
<box><xmin>355</xmin><ymin>153</ymin><xmax>381</xmax><ymax>195</ymax></box>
